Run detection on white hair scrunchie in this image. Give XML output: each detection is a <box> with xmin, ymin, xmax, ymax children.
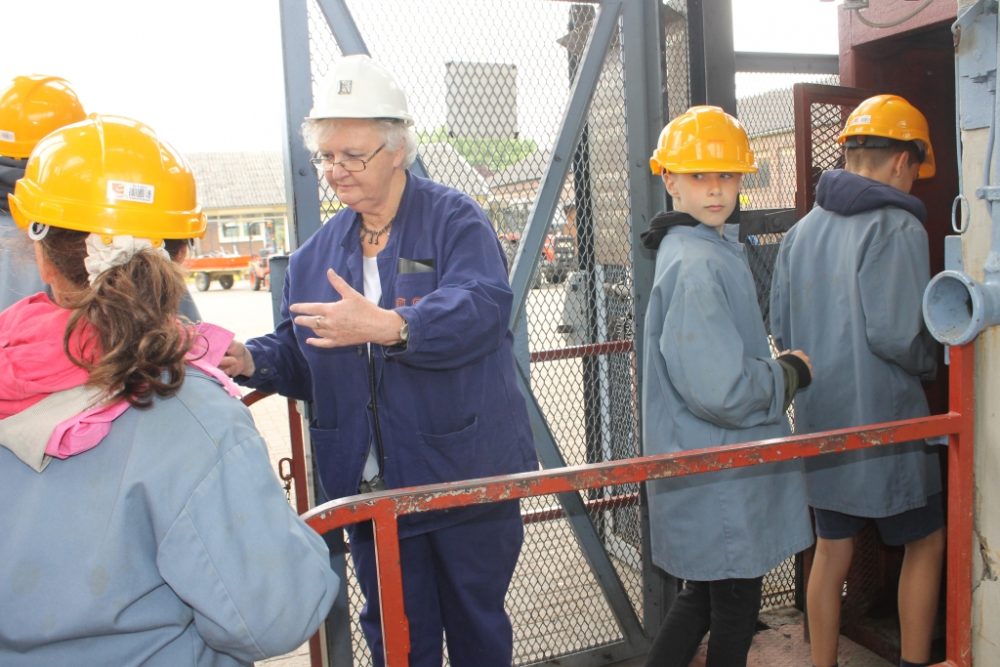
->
<box><xmin>84</xmin><ymin>234</ymin><xmax>170</xmax><ymax>285</ymax></box>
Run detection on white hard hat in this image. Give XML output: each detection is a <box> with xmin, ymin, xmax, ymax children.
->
<box><xmin>308</xmin><ymin>54</ymin><xmax>413</xmax><ymax>124</ymax></box>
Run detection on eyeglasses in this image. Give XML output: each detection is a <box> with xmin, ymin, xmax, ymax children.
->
<box><xmin>310</xmin><ymin>144</ymin><xmax>385</xmax><ymax>173</ymax></box>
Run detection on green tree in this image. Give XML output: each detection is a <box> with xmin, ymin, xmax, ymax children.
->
<box><xmin>419</xmin><ymin>127</ymin><xmax>537</xmax><ymax>173</ymax></box>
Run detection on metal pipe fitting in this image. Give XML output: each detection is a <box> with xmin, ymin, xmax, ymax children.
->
<box><xmin>923</xmin><ymin>269</ymin><xmax>1000</xmax><ymax>345</ymax></box>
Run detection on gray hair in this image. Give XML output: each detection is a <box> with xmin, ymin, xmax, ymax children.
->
<box><xmin>301</xmin><ymin>118</ymin><xmax>417</xmax><ymax>168</ymax></box>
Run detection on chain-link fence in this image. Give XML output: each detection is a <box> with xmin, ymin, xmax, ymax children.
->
<box><xmin>305</xmin><ymin>3</ymin><xmax>645</xmax><ymax>663</ymax></box>
<box><xmin>736</xmin><ymin>73</ymin><xmax>840</xmax><ymax>611</ymax></box>
<box><xmin>294</xmin><ymin>1</ymin><xmax>842</xmax><ymax>663</ymax></box>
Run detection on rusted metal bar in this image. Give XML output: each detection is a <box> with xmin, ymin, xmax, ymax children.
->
<box><xmin>944</xmin><ymin>343</ymin><xmax>974</xmax><ymax>667</ymax></box>
<box><xmin>522</xmin><ymin>492</ymin><xmax>639</xmax><ymax>524</ymax></box>
<box><xmin>284</xmin><ymin>399</ymin><xmax>311</xmax><ymax>515</ymax></box>
<box><xmin>372</xmin><ymin>503</ymin><xmax>410</xmax><ymax>665</ymax></box>
<box><xmin>304</xmin><ymin>415</ymin><xmax>961</xmax><ymax>667</ymax></box>
<box><xmin>305</xmin><ymin>413</ymin><xmax>959</xmax><ymax>532</ymax></box>
<box><xmin>299</xmin><ymin>345</ymin><xmax>974</xmax><ymax>667</ymax></box>
<box><xmin>241</xmin><ymin>392</ymin><xmax>311</xmax><ymax>514</ymax></box>
<box><xmin>240</xmin><ymin>389</ymin><xmax>268</xmax><ymax>408</ymax></box>
<box><xmin>529</xmin><ymin>339</ymin><xmax>633</xmax><ymax>363</ymax></box>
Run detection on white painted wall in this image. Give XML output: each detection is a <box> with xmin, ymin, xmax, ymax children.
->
<box><xmin>959</xmin><ymin>120</ymin><xmax>1000</xmax><ymax>664</ymax></box>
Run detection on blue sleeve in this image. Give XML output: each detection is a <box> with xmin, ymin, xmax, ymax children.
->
<box><xmin>386</xmin><ymin>199</ymin><xmax>512</xmax><ymax>370</ymax></box>
<box><xmin>242</xmin><ymin>268</ymin><xmax>314</xmax><ymax>401</ymax></box>
<box><xmin>156</xmin><ymin>430</ymin><xmax>339</xmax><ymax>662</ymax></box>
<box><xmin>859</xmin><ymin>223</ymin><xmax>937</xmax><ymax>378</ymax></box>
<box><xmin>662</xmin><ymin>276</ymin><xmax>786</xmax><ymax>429</ymax></box>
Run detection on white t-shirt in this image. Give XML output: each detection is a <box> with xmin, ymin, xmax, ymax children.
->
<box><xmin>361</xmin><ymin>255</ymin><xmax>381</xmax><ymax>482</ymax></box>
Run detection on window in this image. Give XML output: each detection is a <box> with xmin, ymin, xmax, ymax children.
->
<box><xmin>745</xmin><ymin>157</ymin><xmax>772</xmax><ymax>189</ymax></box>
<box><xmin>216</xmin><ymin>218</ymin><xmax>272</xmax><ymax>243</ymax></box>
<box><xmin>220</xmin><ymin>221</ymin><xmax>244</xmax><ymax>240</ymax></box>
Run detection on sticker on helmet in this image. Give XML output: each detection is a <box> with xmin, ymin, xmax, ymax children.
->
<box><xmin>849</xmin><ymin>114</ymin><xmax>872</xmax><ymax>126</ymax></box>
<box><xmin>0</xmin><ymin>130</ymin><xmax>14</xmax><ymax>142</ymax></box>
<box><xmin>338</xmin><ymin>80</ymin><xmax>353</xmax><ymax>95</ymax></box>
<box><xmin>107</xmin><ymin>180</ymin><xmax>155</xmax><ymax>204</ymax></box>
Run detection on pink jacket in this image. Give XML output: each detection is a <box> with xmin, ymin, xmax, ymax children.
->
<box><xmin>0</xmin><ymin>293</ymin><xmax>240</xmax><ymax>469</ymax></box>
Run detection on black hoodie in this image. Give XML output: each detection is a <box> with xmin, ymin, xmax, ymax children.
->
<box><xmin>639</xmin><ymin>210</ymin><xmax>700</xmax><ymax>250</ymax></box>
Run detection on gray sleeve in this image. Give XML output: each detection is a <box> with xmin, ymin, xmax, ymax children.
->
<box><xmin>661</xmin><ymin>276</ymin><xmax>786</xmax><ymax>429</ymax></box>
<box><xmin>859</xmin><ymin>223</ymin><xmax>937</xmax><ymax>378</ymax></box>
<box><xmin>157</xmin><ymin>432</ymin><xmax>338</xmax><ymax>661</ymax></box>
<box><xmin>768</xmin><ymin>239</ymin><xmax>791</xmax><ymax>350</ymax></box>
<box><xmin>178</xmin><ymin>290</ymin><xmax>202</xmax><ymax>322</ymax></box>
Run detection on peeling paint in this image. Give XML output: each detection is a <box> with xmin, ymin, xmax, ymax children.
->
<box><xmin>979</xmin><ymin>534</ymin><xmax>998</xmax><ymax>582</ymax></box>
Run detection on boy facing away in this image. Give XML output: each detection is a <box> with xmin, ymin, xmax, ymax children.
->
<box><xmin>769</xmin><ymin>94</ymin><xmax>943</xmax><ymax>667</ymax></box>
<box><xmin>641</xmin><ymin>105</ymin><xmax>814</xmax><ymax>667</ymax></box>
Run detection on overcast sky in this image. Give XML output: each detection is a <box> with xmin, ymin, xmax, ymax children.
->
<box><xmin>0</xmin><ymin>0</ymin><xmax>840</xmax><ymax>155</ymax></box>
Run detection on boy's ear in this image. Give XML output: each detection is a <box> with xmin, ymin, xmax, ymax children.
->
<box><xmin>662</xmin><ymin>171</ymin><xmax>679</xmax><ymax>198</ymax></box>
<box><xmin>891</xmin><ymin>149</ymin><xmax>912</xmax><ymax>177</ymax></box>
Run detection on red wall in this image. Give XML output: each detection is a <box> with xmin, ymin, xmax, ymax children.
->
<box><xmin>839</xmin><ymin>5</ymin><xmax>957</xmax><ymax>414</ymax></box>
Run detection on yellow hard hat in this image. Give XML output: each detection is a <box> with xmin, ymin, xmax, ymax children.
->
<box><xmin>0</xmin><ymin>75</ymin><xmax>86</xmax><ymax>159</ymax></box>
<box><xmin>838</xmin><ymin>94</ymin><xmax>935</xmax><ymax>179</ymax></box>
<box><xmin>8</xmin><ymin>114</ymin><xmax>206</xmax><ymax>240</ymax></box>
<box><xmin>649</xmin><ymin>105</ymin><xmax>757</xmax><ymax>175</ymax></box>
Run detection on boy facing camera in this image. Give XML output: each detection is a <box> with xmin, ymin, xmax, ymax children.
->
<box><xmin>641</xmin><ymin>105</ymin><xmax>814</xmax><ymax>667</ymax></box>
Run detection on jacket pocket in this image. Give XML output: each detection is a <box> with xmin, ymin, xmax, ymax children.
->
<box><xmin>401</xmin><ymin>416</ymin><xmax>483</xmax><ymax>486</ymax></box>
<box><xmin>308</xmin><ymin>424</ymin><xmax>367</xmax><ymax>502</ymax></box>
<box><xmin>392</xmin><ymin>272</ymin><xmax>437</xmax><ymax>308</ymax></box>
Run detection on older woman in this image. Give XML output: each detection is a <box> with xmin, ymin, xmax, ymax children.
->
<box><xmin>221</xmin><ymin>55</ymin><xmax>537</xmax><ymax>666</ymax></box>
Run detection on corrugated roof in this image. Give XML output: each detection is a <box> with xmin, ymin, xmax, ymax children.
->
<box><xmin>420</xmin><ymin>142</ymin><xmax>492</xmax><ymax>196</ymax></box>
<box><xmin>737</xmin><ymin>75</ymin><xmax>839</xmax><ymax>136</ymax></box>
<box><xmin>490</xmin><ymin>149</ymin><xmax>551</xmax><ymax>187</ymax></box>
<box><xmin>185</xmin><ymin>151</ymin><xmax>286</xmax><ymax>211</ymax></box>
<box><xmin>738</xmin><ymin>88</ymin><xmax>795</xmax><ymax>136</ymax></box>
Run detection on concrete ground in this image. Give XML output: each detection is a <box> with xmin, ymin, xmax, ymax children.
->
<box><xmin>607</xmin><ymin>607</ymin><xmax>893</xmax><ymax>667</ymax></box>
<box><xmin>190</xmin><ymin>282</ymin><xmax>895</xmax><ymax>667</ymax></box>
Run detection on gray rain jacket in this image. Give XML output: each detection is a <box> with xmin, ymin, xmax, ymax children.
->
<box><xmin>0</xmin><ymin>156</ymin><xmax>45</xmax><ymax>310</ymax></box>
<box><xmin>769</xmin><ymin>169</ymin><xmax>940</xmax><ymax>516</ymax></box>
<box><xmin>642</xmin><ymin>215</ymin><xmax>813</xmax><ymax>581</ymax></box>
<box><xmin>0</xmin><ymin>370</ymin><xmax>339</xmax><ymax>666</ymax></box>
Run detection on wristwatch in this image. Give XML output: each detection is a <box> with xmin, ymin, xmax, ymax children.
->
<box><xmin>398</xmin><ymin>317</ymin><xmax>409</xmax><ymax>345</ymax></box>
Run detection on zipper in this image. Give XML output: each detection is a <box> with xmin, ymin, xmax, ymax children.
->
<box><xmin>366</xmin><ymin>345</ymin><xmax>385</xmax><ymax>482</ymax></box>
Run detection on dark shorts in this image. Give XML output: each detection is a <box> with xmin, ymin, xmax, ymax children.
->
<box><xmin>812</xmin><ymin>492</ymin><xmax>944</xmax><ymax>546</ymax></box>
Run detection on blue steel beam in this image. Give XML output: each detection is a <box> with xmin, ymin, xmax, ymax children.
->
<box><xmin>622</xmin><ymin>0</ymin><xmax>669</xmax><ymax>644</ymax></box>
<box><xmin>507</xmin><ymin>0</ymin><xmax>624</xmax><ymax>328</ymax></box>
<box><xmin>505</xmin><ymin>0</ymin><xmax>649</xmax><ymax>658</ymax></box>
<box><xmin>279</xmin><ymin>0</ymin><xmax>323</xmax><ymax>249</ymax></box>
<box><xmin>735</xmin><ymin>52</ymin><xmax>839</xmax><ymax>74</ymax></box>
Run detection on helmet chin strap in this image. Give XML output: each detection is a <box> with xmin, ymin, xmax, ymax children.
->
<box><xmin>27</xmin><ymin>221</ymin><xmax>49</xmax><ymax>241</ymax></box>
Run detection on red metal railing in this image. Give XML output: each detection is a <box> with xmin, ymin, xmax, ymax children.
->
<box><xmin>251</xmin><ymin>343</ymin><xmax>974</xmax><ymax>667</ymax></box>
